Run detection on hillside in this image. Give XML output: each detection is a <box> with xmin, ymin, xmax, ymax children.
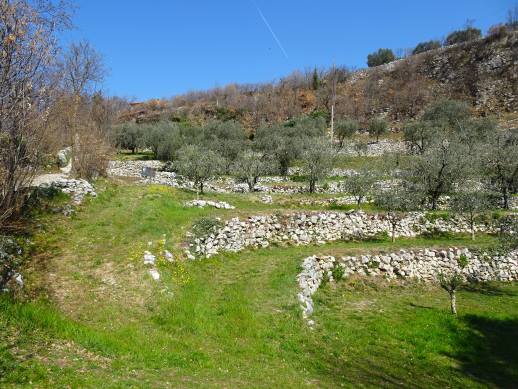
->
<box><xmin>120</xmin><ymin>31</ymin><xmax>518</xmax><ymax>129</ymax></box>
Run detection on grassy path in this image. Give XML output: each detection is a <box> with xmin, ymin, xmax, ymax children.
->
<box><xmin>1</xmin><ymin>183</ymin><xmax>517</xmax><ymax>387</ymax></box>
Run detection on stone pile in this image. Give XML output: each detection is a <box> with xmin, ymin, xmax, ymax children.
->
<box><xmin>185</xmin><ymin>200</ymin><xmax>235</xmax><ymax>209</ymax></box>
<box><xmin>297</xmin><ymin>248</ymin><xmax>518</xmax><ymax>321</ymax></box>
<box><xmin>190</xmin><ymin>211</ymin><xmax>495</xmax><ymax>258</ymax></box>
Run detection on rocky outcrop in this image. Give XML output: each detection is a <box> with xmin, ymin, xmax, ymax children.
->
<box><xmin>189</xmin><ymin>211</ymin><xmax>495</xmax><ymax>258</ymax></box>
<box><xmin>297</xmin><ymin>248</ymin><xmax>518</xmax><ymax>322</ymax></box>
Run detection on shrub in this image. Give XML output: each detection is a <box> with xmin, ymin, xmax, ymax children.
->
<box><xmin>191</xmin><ymin>217</ymin><xmax>223</xmax><ymax>240</ymax></box>
<box><xmin>412</xmin><ymin>40</ymin><xmax>441</xmax><ymax>55</ymax></box>
<box><xmin>445</xmin><ymin>27</ymin><xmax>481</xmax><ymax>45</ymax></box>
<box><xmin>487</xmin><ymin>24</ymin><xmax>508</xmax><ymax>40</ymax></box>
<box><xmin>73</xmin><ymin>127</ymin><xmax>112</xmax><ymax>180</ymax></box>
<box><xmin>457</xmin><ymin>254</ymin><xmax>468</xmax><ymax>269</ymax></box>
<box><xmin>367</xmin><ymin>48</ymin><xmax>395</xmax><ymax>67</ymax></box>
<box><xmin>332</xmin><ymin>265</ymin><xmax>345</xmax><ymax>281</ymax></box>
<box><xmin>422</xmin><ymin>228</ymin><xmax>454</xmax><ymax>240</ymax></box>
<box><xmin>423</xmin><ymin>211</ymin><xmax>451</xmax><ymax>223</ymax></box>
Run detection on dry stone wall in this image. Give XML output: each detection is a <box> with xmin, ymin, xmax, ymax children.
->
<box><xmin>189</xmin><ymin>211</ymin><xmax>496</xmax><ymax>258</ymax></box>
<box><xmin>297</xmin><ymin>248</ymin><xmax>518</xmax><ymax>322</ymax></box>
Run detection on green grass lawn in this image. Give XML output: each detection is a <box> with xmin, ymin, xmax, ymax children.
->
<box><xmin>1</xmin><ymin>183</ymin><xmax>517</xmax><ymax>388</ymax></box>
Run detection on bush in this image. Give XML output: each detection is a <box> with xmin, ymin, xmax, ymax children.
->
<box><xmin>367</xmin><ymin>48</ymin><xmax>395</xmax><ymax>67</ymax></box>
<box><xmin>445</xmin><ymin>27</ymin><xmax>481</xmax><ymax>45</ymax></box>
<box><xmin>332</xmin><ymin>265</ymin><xmax>345</xmax><ymax>281</ymax></box>
<box><xmin>487</xmin><ymin>24</ymin><xmax>508</xmax><ymax>40</ymax></box>
<box><xmin>412</xmin><ymin>40</ymin><xmax>441</xmax><ymax>55</ymax></box>
<box><xmin>422</xmin><ymin>228</ymin><xmax>454</xmax><ymax>240</ymax></box>
<box><xmin>73</xmin><ymin>127</ymin><xmax>112</xmax><ymax>180</ymax></box>
<box><xmin>191</xmin><ymin>217</ymin><xmax>223</xmax><ymax>240</ymax></box>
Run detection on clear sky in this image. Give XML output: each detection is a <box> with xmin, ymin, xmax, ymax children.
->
<box><xmin>63</xmin><ymin>0</ymin><xmax>516</xmax><ymax>100</ymax></box>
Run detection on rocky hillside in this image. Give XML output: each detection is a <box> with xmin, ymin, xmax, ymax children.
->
<box><xmin>119</xmin><ymin>31</ymin><xmax>518</xmax><ymax>128</ymax></box>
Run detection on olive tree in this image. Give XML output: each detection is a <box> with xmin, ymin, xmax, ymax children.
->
<box><xmin>482</xmin><ymin>129</ymin><xmax>518</xmax><ymax>209</ymax></box>
<box><xmin>112</xmin><ymin>123</ymin><xmax>145</xmax><ymax>153</ymax></box>
<box><xmin>202</xmin><ymin>121</ymin><xmax>247</xmax><ymax>174</ymax></box>
<box><xmin>409</xmin><ymin>139</ymin><xmax>465</xmax><ymax>210</ymax></box>
<box><xmin>368</xmin><ymin>117</ymin><xmax>388</xmax><ymax>143</ymax></box>
<box><xmin>301</xmin><ymin>138</ymin><xmax>335</xmax><ymax>193</ymax></box>
<box><xmin>335</xmin><ymin>118</ymin><xmax>359</xmax><ymax>149</ymax></box>
<box><xmin>255</xmin><ymin>116</ymin><xmax>325</xmax><ymax>176</ymax></box>
<box><xmin>450</xmin><ymin>191</ymin><xmax>493</xmax><ymax>240</ymax></box>
<box><xmin>375</xmin><ymin>183</ymin><xmax>415</xmax><ymax>242</ymax></box>
<box><xmin>438</xmin><ymin>254</ymin><xmax>469</xmax><ymax>315</ymax></box>
<box><xmin>343</xmin><ymin>169</ymin><xmax>378</xmax><ymax>208</ymax></box>
<box><xmin>176</xmin><ymin>145</ymin><xmax>222</xmax><ymax>196</ymax></box>
<box><xmin>232</xmin><ymin>152</ymin><xmax>273</xmax><ymax>192</ymax></box>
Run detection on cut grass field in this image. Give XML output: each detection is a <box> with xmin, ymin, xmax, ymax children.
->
<box><xmin>1</xmin><ymin>183</ymin><xmax>517</xmax><ymax>388</ymax></box>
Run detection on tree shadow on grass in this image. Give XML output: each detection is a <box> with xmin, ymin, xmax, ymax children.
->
<box><xmin>460</xmin><ymin>282</ymin><xmax>518</xmax><ymax>297</ymax></box>
<box><xmin>449</xmin><ymin>315</ymin><xmax>518</xmax><ymax>388</ymax></box>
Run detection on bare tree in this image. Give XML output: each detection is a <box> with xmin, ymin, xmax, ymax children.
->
<box><xmin>0</xmin><ymin>0</ymin><xmax>71</xmax><ymax>226</ymax></box>
<box><xmin>62</xmin><ymin>40</ymin><xmax>107</xmax><ymax>96</ymax></box>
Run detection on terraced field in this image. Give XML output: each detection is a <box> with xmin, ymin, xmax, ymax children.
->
<box><xmin>1</xmin><ymin>183</ymin><xmax>517</xmax><ymax>388</ymax></box>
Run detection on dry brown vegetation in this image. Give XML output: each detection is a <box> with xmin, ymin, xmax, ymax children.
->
<box><xmin>119</xmin><ymin>31</ymin><xmax>518</xmax><ymax>132</ymax></box>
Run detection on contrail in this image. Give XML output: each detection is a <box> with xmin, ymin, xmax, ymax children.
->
<box><xmin>252</xmin><ymin>2</ymin><xmax>289</xmax><ymax>59</ymax></box>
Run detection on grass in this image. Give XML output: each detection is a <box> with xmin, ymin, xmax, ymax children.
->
<box><xmin>1</xmin><ymin>182</ymin><xmax>517</xmax><ymax>388</ymax></box>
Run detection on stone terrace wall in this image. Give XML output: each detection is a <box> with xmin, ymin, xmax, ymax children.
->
<box><xmin>190</xmin><ymin>211</ymin><xmax>496</xmax><ymax>258</ymax></box>
<box><xmin>297</xmin><ymin>248</ymin><xmax>518</xmax><ymax>321</ymax></box>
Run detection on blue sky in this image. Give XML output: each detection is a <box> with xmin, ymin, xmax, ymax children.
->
<box><xmin>63</xmin><ymin>0</ymin><xmax>515</xmax><ymax>100</ymax></box>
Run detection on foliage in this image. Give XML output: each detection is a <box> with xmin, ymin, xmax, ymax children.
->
<box><xmin>368</xmin><ymin>117</ymin><xmax>388</xmax><ymax>142</ymax></box>
<box><xmin>0</xmin><ymin>0</ymin><xmax>71</xmax><ymax>225</ymax></box>
<box><xmin>482</xmin><ymin>128</ymin><xmax>518</xmax><ymax>209</ymax></box>
<box><xmin>412</xmin><ymin>40</ymin><xmax>441</xmax><ymax>55</ymax></box>
<box><xmin>232</xmin><ymin>152</ymin><xmax>273</xmax><ymax>191</ymax></box>
<box><xmin>422</xmin><ymin>99</ymin><xmax>471</xmax><ymax>126</ymax></box>
<box><xmin>301</xmin><ymin>138</ymin><xmax>335</xmax><ymax>193</ymax></box>
<box><xmin>450</xmin><ymin>191</ymin><xmax>494</xmax><ymax>240</ymax></box>
<box><xmin>111</xmin><ymin>123</ymin><xmax>145</xmax><ymax>153</ymax></box>
<box><xmin>201</xmin><ymin>121</ymin><xmax>247</xmax><ymax>173</ymax></box>
<box><xmin>331</xmin><ymin>265</ymin><xmax>345</xmax><ymax>281</ymax></box>
<box><xmin>255</xmin><ymin>116</ymin><xmax>326</xmax><ymax>175</ymax></box>
<box><xmin>445</xmin><ymin>27</ymin><xmax>481</xmax><ymax>45</ymax></box>
<box><xmin>335</xmin><ymin>118</ymin><xmax>359</xmax><ymax>148</ymax></box>
<box><xmin>367</xmin><ymin>48</ymin><xmax>396</xmax><ymax>67</ymax></box>
<box><xmin>343</xmin><ymin>168</ymin><xmax>378</xmax><ymax>208</ymax></box>
<box><xmin>176</xmin><ymin>145</ymin><xmax>223</xmax><ymax>195</ymax></box>
<box><xmin>191</xmin><ymin>217</ymin><xmax>223</xmax><ymax>240</ymax></box>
